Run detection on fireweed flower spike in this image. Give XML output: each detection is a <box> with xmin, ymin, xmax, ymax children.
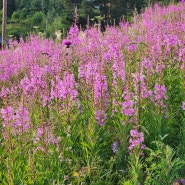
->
<box><xmin>1</xmin><ymin>106</ymin><xmax>14</xmax><ymax>122</ymax></box>
<box><xmin>1</xmin><ymin>106</ymin><xmax>30</xmax><ymax>139</ymax></box>
<box><xmin>34</xmin><ymin>124</ymin><xmax>58</xmax><ymax>151</ymax></box>
<box><xmin>129</xmin><ymin>129</ymin><xmax>145</xmax><ymax>154</ymax></box>
<box><xmin>95</xmin><ymin>110</ymin><xmax>106</xmax><ymax>126</ymax></box>
<box><xmin>0</xmin><ymin>2</ymin><xmax>185</xmax><ymax>183</ymax></box>
<box><xmin>182</xmin><ymin>101</ymin><xmax>185</xmax><ymax>110</ymax></box>
<box><xmin>14</xmin><ymin>106</ymin><xmax>30</xmax><ymax>134</ymax></box>
<box><xmin>122</xmin><ymin>100</ymin><xmax>135</xmax><ymax>117</ymax></box>
<box><xmin>112</xmin><ymin>142</ymin><xmax>118</xmax><ymax>153</ymax></box>
<box><xmin>181</xmin><ymin>179</ymin><xmax>185</xmax><ymax>184</ymax></box>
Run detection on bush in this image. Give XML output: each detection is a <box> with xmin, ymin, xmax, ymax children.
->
<box><xmin>11</xmin><ymin>11</ymin><xmax>21</xmax><ymax>21</ymax></box>
<box><xmin>31</xmin><ymin>12</ymin><xmax>44</xmax><ymax>26</ymax></box>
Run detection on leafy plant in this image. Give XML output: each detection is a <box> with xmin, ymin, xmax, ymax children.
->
<box><xmin>144</xmin><ymin>140</ymin><xmax>185</xmax><ymax>184</ymax></box>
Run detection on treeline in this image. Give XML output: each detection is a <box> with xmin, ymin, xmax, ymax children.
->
<box><xmin>0</xmin><ymin>0</ymin><xmax>180</xmax><ymax>38</ymax></box>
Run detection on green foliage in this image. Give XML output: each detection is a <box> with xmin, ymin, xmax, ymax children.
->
<box><xmin>144</xmin><ymin>141</ymin><xmax>185</xmax><ymax>184</ymax></box>
<box><xmin>121</xmin><ymin>181</ymin><xmax>133</xmax><ymax>185</ymax></box>
<box><xmin>0</xmin><ymin>1</ymin><xmax>185</xmax><ymax>184</ymax></box>
<box><xmin>6</xmin><ymin>21</ymin><xmax>32</xmax><ymax>39</ymax></box>
<box><xmin>3</xmin><ymin>0</ymin><xmax>181</xmax><ymax>38</ymax></box>
<box><xmin>11</xmin><ymin>11</ymin><xmax>21</xmax><ymax>21</ymax></box>
<box><xmin>0</xmin><ymin>9</ymin><xmax>2</xmax><ymax>23</ymax></box>
<box><xmin>7</xmin><ymin>0</ymin><xmax>16</xmax><ymax>18</ymax></box>
<box><xmin>31</xmin><ymin>12</ymin><xmax>44</xmax><ymax>26</ymax></box>
<box><xmin>30</xmin><ymin>0</ymin><xmax>42</xmax><ymax>12</ymax></box>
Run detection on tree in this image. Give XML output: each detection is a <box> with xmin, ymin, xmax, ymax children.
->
<box><xmin>49</xmin><ymin>0</ymin><xmax>64</xmax><ymax>16</ymax></box>
<box><xmin>31</xmin><ymin>0</ymin><xmax>42</xmax><ymax>12</ymax></box>
<box><xmin>0</xmin><ymin>1</ymin><xmax>2</xmax><ymax>9</ymax></box>
<box><xmin>7</xmin><ymin>0</ymin><xmax>16</xmax><ymax>18</ymax></box>
<box><xmin>79</xmin><ymin>0</ymin><xmax>96</xmax><ymax>27</ymax></box>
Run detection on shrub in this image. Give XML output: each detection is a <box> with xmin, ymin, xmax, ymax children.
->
<box><xmin>11</xmin><ymin>11</ymin><xmax>21</xmax><ymax>21</ymax></box>
<box><xmin>31</xmin><ymin>12</ymin><xmax>44</xmax><ymax>26</ymax></box>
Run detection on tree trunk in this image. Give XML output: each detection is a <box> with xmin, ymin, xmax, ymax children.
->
<box><xmin>2</xmin><ymin>0</ymin><xmax>7</xmax><ymax>49</ymax></box>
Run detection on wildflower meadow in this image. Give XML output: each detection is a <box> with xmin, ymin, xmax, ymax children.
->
<box><xmin>0</xmin><ymin>2</ymin><xmax>185</xmax><ymax>185</ymax></box>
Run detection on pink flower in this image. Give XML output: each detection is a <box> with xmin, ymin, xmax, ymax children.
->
<box><xmin>154</xmin><ymin>84</ymin><xmax>167</xmax><ymax>100</ymax></box>
<box><xmin>112</xmin><ymin>142</ymin><xmax>118</xmax><ymax>153</ymax></box>
<box><xmin>1</xmin><ymin>106</ymin><xmax>30</xmax><ymax>139</ymax></box>
<box><xmin>95</xmin><ymin>110</ymin><xmax>106</xmax><ymax>126</ymax></box>
<box><xmin>129</xmin><ymin>129</ymin><xmax>145</xmax><ymax>154</ymax></box>
<box><xmin>182</xmin><ymin>101</ymin><xmax>185</xmax><ymax>110</ymax></box>
<box><xmin>152</xmin><ymin>84</ymin><xmax>168</xmax><ymax>107</ymax></box>
<box><xmin>51</xmin><ymin>73</ymin><xmax>78</xmax><ymax>102</ymax></box>
<box><xmin>14</xmin><ymin>106</ymin><xmax>30</xmax><ymax>133</ymax></box>
<box><xmin>34</xmin><ymin>124</ymin><xmax>58</xmax><ymax>150</ymax></box>
<box><xmin>1</xmin><ymin>106</ymin><xmax>14</xmax><ymax>121</ymax></box>
<box><xmin>63</xmin><ymin>40</ymin><xmax>72</xmax><ymax>47</ymax></box>
<box><xmin>122</xmin><ymin>100</ymin><xmax>135</xmax><ymax>116</ymax></box>
<box><xmin>94</xmin><ymin>72</ymin><xmax>109</xmax><ymax>109</ymax></box>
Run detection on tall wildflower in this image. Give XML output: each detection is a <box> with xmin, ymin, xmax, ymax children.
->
<box><xmin>122</xmin><ymin>100</ymin><xmax>135</xmax><ymax>117</ymax></box>
<box><xmin>182</xmin><ymin>101</ymin><xmax>185</xmax><ymax>110</ymax></box>
<box><xmin>112</xmin><ymin>142</ymin><xmax>118</xmax><ymax>153</ymax></box>
<box><xmin>153</xmin><ymin>84</ymin><xmax>168</xmax><ymax>107</ymax></box>
<box><xmin>68</xmin><ymin>24</ymin><xmax>80</xmax><ymax>46</ymax></box>
<box><xmin>50</xmin><ymin>72</ymin><xmax>78</xmax><ymax>116</ymax></box>
<box><xmin>51</xmin><ymin>72</ymin><xmax>78</xmax><ymax>102</ymax></box>
<box><xmin>95</xmin><ymin>110</ymin><xmax>107</xmax><ymax>126</ymax></box>
<box><xmin>1</xmin><ymin>106</ymin><xmax>14</xmax><ymax>151</ymax></box>
<box><xmin>111</xmin><ymin>45</ymin><xmax>125</xmax><ymax>86</ymax></box>
<box><xmin>1</xmin><ymin>106</ymin><xmax>30</xmax><ymax>138</ymax></box>
<box><xmin>129</xmin><ymin>129</ymin><xmax>145</xmax><ymax>154</ymax></box>
<box><xmin>34</xmin><ymin>123</ymin><xmax>57</xmax><ymax>152</ymax></box>
<box><xmin>20</xmin><ymin>64</ymin><xmax>48</xmax><ymax>98</ymax></box>
<box><xmin>14</xmin><ymin>106</ymin><xmax>30</xmax><ymax>134</ymax></box>
<box><xmin>94</xmin><ymin>70</ymin><xmax>109</xmax><ymax>126</ymax></box>
<box><xmin>1</xmin><ymin>106</ymin><xmax>14</xmax><ymax>125</ymax></box>
<box><xmin>94</xmin><ymin>72</ymin><xmax>109</xmax><ymax>108</ymax></box>
<box><xmin>122</xmin><ymin>88</ymin><xmax>135</xmax><ymax>117</ymax></box>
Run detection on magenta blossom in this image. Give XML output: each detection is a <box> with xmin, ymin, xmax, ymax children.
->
<box><xmin>14</xmin><ymin>106</ymin><xmax>30</xmax><ymax>133</ymax></box>
<box><xmin>182</xmin><ymin>101</ymin><xmax>185</xmax><ymax>110</ymax></box>
<box><xmin>95</xmin><ymin>110</ymin><xmax>106</xmax><ymax>126</ymax></box>
<box><xmin>122</xmin><ymin>100</ymin><xmax>135</xmax><ymax>116</ymax></box>
<box><xmin>34</xmin><ymin>124</ymin><xmax>58</xmax><ymax>152</ymax></box>
<box><xmin>63</xmin><ymin>40</ymin><xmax>72</xmax><ymax>47</ymax></box>
<box><xmin>1</xmin><ymin>106</ymin><xmax>14</xmax><ymax>122</ymax></box>
<box><xmin>112</xmin><ymin>142</ymin><xmax>118</xmax><ymax>153</ymax></box>
<box><xmin>129</xmin><ymin>129</ymin><xmax>145</xmax><ymax>154</ymax></box>
<box><xmin>1</xmin><ymin>106</ymin><xmax>30</xmax><ymax>139</ymax></box>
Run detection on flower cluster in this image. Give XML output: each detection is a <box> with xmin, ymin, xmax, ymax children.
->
<box><xmin>129</xmin><ymin>129</ymin><xmax>145</xmax><ymax>154</ymax></box>
<box><xmin>153</xmin><ymin>84</ymin><xmax>168</xmax><ymax>107</ymax></box>
<box><xmin>51</xmin><ymin>73</ymin><xmax>78</xmax><ymax>104</ymax></box>
<box><xmin>1</xmin><ymin>106</ymin><xmax>30</xmax><ymax>139</ymax></box>
<box><xmin>1</xmin><ymin>106</ymin><xmax>14</xmax><ymax>129</ymax></box>
<box><xmin>182</xmin><ymin>101</ymin><xmax>185</xmax><ymax>110</ymax></box>
<box><xmin>122</xmin><ymin>100</ymin><xmax>135</xmax><ymax>117</ymax></box>
<box><xmin>95</xmin><ymin>110</ymin><xmax>107</xmax><ymax>126</ymax></box>
<box><xmin>112</xmin><ymin>142</ymin><xmax>118</xmax><ymax>153</ymax></box>
<box><xmin>14</xmin><ymin>106</ymin><xmax>30</xmax><ymax>134</ymax></box>
<box><xmin>34</xmin><ymin>123</ymin><xmax>57</xmax><ymax>151</ymax></box>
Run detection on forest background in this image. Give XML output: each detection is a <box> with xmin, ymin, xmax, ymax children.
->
<box><xmin>0</xmin><ymin>0</ymin><xmax>181</xmax><ymax>39</ymax></box>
